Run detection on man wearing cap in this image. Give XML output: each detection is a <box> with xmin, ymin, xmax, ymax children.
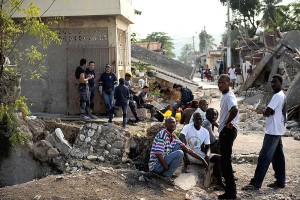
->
<box><xmin>99</xmin><ymin>64</ymin><xmax>118</xmax><ymax>122</ymax></box>
<box><xmin>137</xmin><ymin>85</ymin><xmax>158</xmax><ymax>121</ymax></box>
<box><xmin>125</xmin><ymin>72</ymin><xmax>140</xmax><ymax>123</ymax></box>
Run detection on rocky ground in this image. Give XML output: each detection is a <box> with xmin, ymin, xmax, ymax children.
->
<box><xmin>0</xmin><ymin>85</ymin><xmax>300</xmax><ymax>200</ymax></box>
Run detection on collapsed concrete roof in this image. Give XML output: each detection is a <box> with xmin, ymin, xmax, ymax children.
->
<box><xmin>238</xmin><ymin>30</ymin><xmax>300</xmax><ymax>108</ymax></box>
<box><xmin>131</xmin><ymin>44</ymin><xmax>196</xmax><ymax>80</ymax></box>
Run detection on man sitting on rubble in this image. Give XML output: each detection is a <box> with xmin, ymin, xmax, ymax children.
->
<box><xmin>179</xmin><ymin>112</ymin><xmax>224</xmax><ymax>189</ymax></box>
<box><xmin>180</xmin><ymin>100</ymin><xmax>199</xmax><ymax>125</ymax></box>
<box><xmin>202</xmin><ymin>108</ymin><xmax>220</xmax><ymax>154</ymax></box>
<box><xmin>189</xmin><ymin>99</ymin><xmax>208</xmax><ymax>124</ymax></box>
<box><xmin>137</xmin><ymin>85</ymin><xmax>158</xmax><ymax>121</ymax></box>
<box><xmin>148</xmin><ymin>116</ymin><xmax>208</xmax><ymax>186</ymax></box>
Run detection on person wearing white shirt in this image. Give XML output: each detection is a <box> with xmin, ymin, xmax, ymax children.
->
<box><xmin>179</xmin><ymin>112</ymin><xmax>224</xmax><ymax>189</ymax></box>
<box><xmin>217</xmin><ymin>74</ymin><xmax>239</xmax><ymax>199</ymax></box>
<box><xmin>242</xmin><ymin>74</ymin><xmax>286</xmax><ymax>191</ymax></box>
<box><xmin>228</xmin><ymin>65</ymin><xmax>237</xmax><ymax>89</ymax></box>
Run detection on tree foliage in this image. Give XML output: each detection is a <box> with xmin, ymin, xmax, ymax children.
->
<box><xmin>0</xmin><ymin>0</ymin><xmax>61</xmax><ymax>78</ymax></box>
<box><xmin>199</xmin><ymin>29</ymin><xmax>216</xmax><ymax>53</ymax></box>
<box><xmin>178</xmin><ymin>43</ymin><xmax>194</xmax><ymax>66</ymax></box>
<box><xmin>141</xmin><ymin>32</ymin><xmax>175</xmax><ymax>59</ymax></box>
<box><xmin>275</xmin><ymin>1</ymin><xmax>300</xmax><ymax>31</ymax></box>
<box><xmin>219</xmin><ymin>0</ymin><xmax>261</xmax><ymax>38</ymax></box>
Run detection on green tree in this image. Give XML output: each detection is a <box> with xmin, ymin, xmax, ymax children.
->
<box><xmin>275</xmin><ymin>1</ymin><xmax>300</xmax><ymax>31</ymax></box>
<box><xmin>199</xmin><ymin>29</ymin><xmax>216</xmax><ymax>53</ymax></box>
<box><xmin>178</xmin><ymin>43</ymin><xmax>194</xmax><ymax>66</ymax></box>
<box><xmin>141</xmin><ymin>32</ymin><xmax>175</xmax><ymax>58</ymax></box>
<box><xmin>260</xmin><ymin>0</ymin><xmax>282</xmax><ymax>30</ymax></box>
<box><xmin>219</xmin><ymin>0</ymin><xmax>261</xmax><ymax>37</ymax></box>
<box><xmin>0</xmin><ymin>0</ymin><xmax>61</xmax><ymax>78</ymax></box>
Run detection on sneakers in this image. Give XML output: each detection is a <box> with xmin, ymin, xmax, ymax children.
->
<box><xmin>134</xmin><ymin>118</ymin><xmax>141</xmax><ymax>123</ymax></box>
<box><xmin>150</xmin><ymin>117</ymin><xmax>158</xmax><ymax>122</ymax></box>
<box><xmin>267</xmin><ymin>182</ymin><xmax>285</xmax><ymax>189</ymax></box>
<box><xmin>81</xmin><ymin>115</ymin><xmax>90</xmax><ymax>120</ymax></box>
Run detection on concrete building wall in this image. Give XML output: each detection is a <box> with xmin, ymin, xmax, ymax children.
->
<box><xmin>20</xmin><ymin>16</ymin><xmax>132</xmax><ymax>114</ymax></box>
<box><xmin>13</xmin><ymin>0</ymin><xmax>134</xmax><ymax>23</ymax></box>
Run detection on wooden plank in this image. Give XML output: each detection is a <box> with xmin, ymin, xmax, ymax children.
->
<box><xmin>238</xmin><ymin>43</ymin><xmax>283</xmax><ymax>93</ymax></box>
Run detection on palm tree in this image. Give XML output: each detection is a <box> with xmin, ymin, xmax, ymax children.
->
<box><xmin>260</xmin><ymin>0</ymin><xmax>282</xmax><ymax>30</ymax></box>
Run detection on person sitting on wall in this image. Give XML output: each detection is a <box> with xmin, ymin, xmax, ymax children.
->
<box><xmin>171</xmin><ymin>84</ymin><xmax>194</xmax><ymax>118</ymax></box>
<box><xmin>137</xmin><ymin>85</ymin><xmax>158</xmax><ymax>121</ymax></box>
<box><xmin>149</xmin><ymin>116</ymin><xmax>208</xmax><ymax>186</ymax></box>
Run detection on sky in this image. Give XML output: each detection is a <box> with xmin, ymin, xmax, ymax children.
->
<box><xmin>131</xmin><ymin>0</ymin><xmax>296</xmax><ymax>58</ymax></box>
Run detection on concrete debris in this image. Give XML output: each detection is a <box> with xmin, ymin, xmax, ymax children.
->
<box><xmin>185</xmin><ymin>187</ymin><xmax>213</xmax><ymax>200</ymax></box>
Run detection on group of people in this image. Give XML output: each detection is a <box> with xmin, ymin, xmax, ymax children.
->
<box><xmin>75</xmin><ymin>58</ymin><xmax>165</xmax><ymax>127</ymax></box>
<box><xmin>148</xmin><ymin>74</ymin><xmax>287</xmax><ymax>199</ymax></box>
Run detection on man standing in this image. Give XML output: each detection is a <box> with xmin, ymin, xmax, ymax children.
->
<box><xmin>228</xmin><ymin>65</ymin><xmax>237</xmax><ymax>89</ymax></box>
<box><xmin>124</xmin><ymin>72</ymin><xmax>140</xmax><ymax>123</ymax></box>
<box><xmin>138</xmin><ymin>85</ymin><xmax>158</xmax><ymax>121</ymax></box>
<box><xmin>114</xmin><ymin>78</ymin><xmax>130</xmax><ymax>128</ymax></box>
<box><xmin>242</xmin><ymin>74</ymin><xmax>286</xmax><ymax>191</ymax></box>
<box><xmin>217</xmin><ymin>74</ymin><xmax>239</xmax><ymax>199</ymax></box>
<box><xmin>149</xmin><ymin>117</ymin><xmax>208</xmax><ymax>186</ymax></box>
<box><xmin>75</xmin><ymin>58</ymin><xmax>94</xmax><ymax>120</ymax></box>
<box><xmin>99</xmin><ymin>64</ymin><xmax>117</xmax><ymax>122</ymax></box>
<box><xmin>85</xmin><ymin>61</ymin><xmax>96</xmax><ymax>113</ymax></box>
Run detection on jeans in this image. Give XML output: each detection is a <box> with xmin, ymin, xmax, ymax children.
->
<box><xmin>152</xmin><ymin>144</ymin><xmax>184</xmax><ymax>177</ymax></box>
<box><xmin>219</xmin><ymin>127</ymin><xmax>237</xmax><ymax>195</ymax></box>
<box><xmin>89</xmin><ymin>86</ymin><xmax>95</xmax><ymax>110</ymax></box>
<box><xmin>78</xmin><ymin>84</ymin><xmax>91</xmax><ymax>115</ymax></box>
<box><xmin>129</xmin><ymin>100</ymin><xmax>138</xmax><ymax>119</ymax></box>
<box><xmin>103</xmin><ymin>91</ymin><xmax>114</xmax><ymax>114</ymax></box>
<box><xmin>250</xmin><ymin>134</ymin><xmax>285</xmax><ymax>188</ymax></box>
<box><xmin>172</xmin><ymin>102</ymin><xmax>183</xmax><ymax>117</ymax></box>
<box><xmin>143</xmin><ymin>103</ymin><xmax>156</xmax><ymax>118</ymax></box>
<box><xmin>121</xmin><ymin>104</ymin><xmax>128</xmax><ymax>127</ymax></box>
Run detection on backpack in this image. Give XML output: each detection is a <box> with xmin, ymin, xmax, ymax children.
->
<box><xmin>187</xmin><ymin>88</ymin><xmax>194</xmax><ymax>102</ymax></box>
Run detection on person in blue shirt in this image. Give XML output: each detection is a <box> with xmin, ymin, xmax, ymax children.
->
<box><xmin>99</xmin><ymin>64</ymin><xmax>117</xmax><ymax>122</ymax></box>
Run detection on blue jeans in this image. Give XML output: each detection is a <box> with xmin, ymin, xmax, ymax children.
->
<box><xmin>250</xmin><ymin>134</ymin><xmax>285</xmax><ymax>188</ymax></box>
<box><xmin>152</xmin><ymin>144</ymin><xmax>184</xmax><ymax>177</ymax></box>
<box><xmin>103</xmin><ymin>91</ymin><xmax>114</xmax><ymax>111</ymax></box>
<box><xmin>121</xmin><ymin>104</ymin><xmax>128</xmax><ymax>127</ymax></box>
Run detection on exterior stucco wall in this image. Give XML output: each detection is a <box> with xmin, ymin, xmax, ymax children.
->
<box><xmin>20</xmin><ymin>16</ymin><xmax>131</xmax><ymax>114</ymax></box>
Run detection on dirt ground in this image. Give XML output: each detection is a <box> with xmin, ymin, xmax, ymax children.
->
<box><xmin>0</xmin><ymin>130</ymin><xmax>299</xmax><ymax>200</ymax></box>
<box><xmin>0</xmin><ymin>87</ymin><xmax>300</xmax><ymax>200</ymax></box>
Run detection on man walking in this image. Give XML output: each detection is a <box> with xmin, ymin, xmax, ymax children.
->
<box><xmin>242</xmin><ymin>74</ymin><xmax>286</xmax><ymax>191</ymax></box>
<box><xmin>124</xmin><ymin>72</ymin><xmax>140</xmax><ymax>123</ymax></box>
<box><xmin>99</xmin><ymin>64</ymin><xmax>117</xmax><ymax>122</ymax></box>
<box><xmin>114</xmin><ymin>78</ymin><xmax>130</xmax><ymax>128</ymax></box>
<box><xmin>228</xmin><ymin>65</ymin><xmax>237</xmax><ymax>89</ymax></box>
<box><xmin>217</xmin><ymin>74</ymin><xmax>239</xmax><ymax>199</ymax></box>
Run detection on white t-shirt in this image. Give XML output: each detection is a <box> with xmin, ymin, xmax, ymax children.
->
<box><xmin>181</xmin><ymin>124</ymin><xmax>210</xmax><ymax>162</ymax></box>
<box><xmin>228</xmin><ymin>68</ymin><xmax>236</xmax><ymax>80</ymax></box>
<box><xmin>218</xmin><ymin>91</ymin><xmax>239</xmax><ymax>132</ymax></box>
<box><xmin>265</xmin><ymin>90</ymin><xmax>286</xmax><ymax>136</ymax></box>
<box><xmin>189</xmin><ymin>108</ymin><xmax>206</xmax><ymax>124</ymax></box>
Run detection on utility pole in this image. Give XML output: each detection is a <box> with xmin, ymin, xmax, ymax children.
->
<box><xmin>192</xmin><ymin>36</ymin><xmax>195</xmax><ymax>67</ymax></box>
<box><xmin>227</xmin><ymin>0</ymin><xmax>231</xmax><ymax>70</ymax></box>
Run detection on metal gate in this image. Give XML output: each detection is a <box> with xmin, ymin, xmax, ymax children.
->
<box><xmin>67</xmin><ymin>46</ymin><xmax>115</xmax><ymax>115</ymax></box>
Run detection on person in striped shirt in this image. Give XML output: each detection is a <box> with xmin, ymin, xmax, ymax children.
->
<box><xmin>149</xmin><ymin>117</ymin><xmax>208</xmax><ymax>185</ymax></box>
